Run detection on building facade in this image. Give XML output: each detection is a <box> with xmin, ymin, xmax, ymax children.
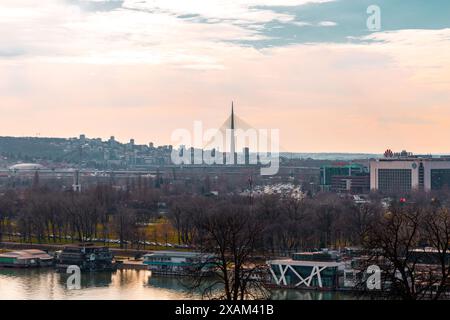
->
<box><xmin>370</xmin><ymin>153</ymin><xmax>450</xmax><ymax>193</ymax></box>
<box><xmin>330</xmin><ymin>175</ymin><xmax>370</xmax><ymax>194</ymax></box>
<box><xmin>320</xmin><ymin>163</ymin><xmax>369</xmax><ymax>193</ymax></box>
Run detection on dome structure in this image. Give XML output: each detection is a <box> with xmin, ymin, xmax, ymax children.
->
<box><xmin>9</xmin><ymin>163</ymin><xmax>45</xmax><ymax>171</ymax></box>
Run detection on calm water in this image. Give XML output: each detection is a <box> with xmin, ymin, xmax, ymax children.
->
<box><xmin>0</xmin><ymin>269</ymin><xmax>359</xmax><ymax>300</ymax></box>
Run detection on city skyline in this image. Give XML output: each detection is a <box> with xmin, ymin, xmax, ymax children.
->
<box><xmin>1</xmin><ymin>0</ymin><xmax>450</xmax><ymax>153</ymax></box>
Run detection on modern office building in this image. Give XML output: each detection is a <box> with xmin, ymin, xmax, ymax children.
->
<box><xmin>330</xmin><ymin>175</ymin><xmax>370</xmax><ymax>194</ymax></box>
<box><xmin>370</xmin><ymin>150</ymin><xmax>450</xmax><ymax>193</ymax></box>
<box><xmin>320</xmin><ymin>163</ymin><xmax>369</xmax><ymax>193</ymax></box>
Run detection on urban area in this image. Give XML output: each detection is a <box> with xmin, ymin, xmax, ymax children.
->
<box><xmin>1</xmin><ymin>110</ymin><xmax>449</xmax><ymax>301</ymax></box>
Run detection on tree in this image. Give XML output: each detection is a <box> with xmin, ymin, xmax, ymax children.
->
<box><xmin>345</xmin><ymin>201</ymin><xmax>381</xmax><ymax>246</ymax></box>
<box><xmin>191</xmin><ymin>201</ymin><xmax>269</xmax><ymax>300</ymax></box>
<box><xmin>168</xmin><ymin>196</ymin><xmax>204</xmax><ymax>245</ymax></box>
<box><xmin>112</xmin><ymin>207</ymin><xmax>136</xmax><ymax>249</ymax></box>
<box><xmin>0</xmin><ymin>190</ymin><xmax>17</xmax><ymax>242</ymax></box>
<box><xmin>363</xmin><ymin>200</ymin><xmax>450</xmax><ymax>300</ymax></box>
<box><xmin>422</xmin><ymin>205</ymin><xmax>450</xmax><ymax>299</ymax></box>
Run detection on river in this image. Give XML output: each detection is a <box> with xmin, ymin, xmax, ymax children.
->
<box><xmin>0</xmin><ymin>269</ymin><xmax>361</xmax><ymax>300</ymax></box>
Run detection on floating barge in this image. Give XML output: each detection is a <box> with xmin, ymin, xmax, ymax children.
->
<box><xmin>267</xmin><ymin>250</ymin><xmax>345</xmax><ymax>290</ymax></box>
<box><xmin>55</xmin><ymin>244</ymin><xmax>116</xmax><ymax>272</ymax></box>
<box><xmin>0</xmin><ymin>249</ymin><xmax>53</xmax><ymax>268</ymax></box>
<box><xmin>143</xmin><ymin>251</ymin><xmax>214</xmax><ymax>276</ymax></box>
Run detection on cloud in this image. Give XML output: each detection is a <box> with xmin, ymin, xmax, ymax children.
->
<box><xmin>0</xmin><ymin>0</ymin><xmax>339</xmax><ymax>67</ymax></box>
<box><xmin>0</xmin><ymin>48</ymin><xmax>26</xmax><ymax>57</ymax></box>
<box><xmin>66</xmin><ymin>0</ymin><xmax>124</xmax><ymax>12</ymax></box>
<box><xmin>361</xmin><ymin>28</ymin><xmax>450</xmax><ymax>89</ymax></box>
<box><xmin>318</xmin><ymin>21</ymin><xmax>337</xmax><ymax>26</ymax></box>
<box><xmin>0</xmin><ymin>0</ymin><xmax>450</xmax><ymax>152</ymax></box>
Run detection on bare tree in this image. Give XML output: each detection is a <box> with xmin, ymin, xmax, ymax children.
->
<box><xmin>0</xmin><ymin>190</ymin><xmax>17</xmax><ymax>242</ymax></box>
<box><xmin>363</xmin><ymin>200</ymin><xmax>450</xmax><ymax>300</ymax></box>
<box><xmin>422</xmin><ymin>205</ymin><xmax>450</xmax><ymax>299</ymax></box>
<box><xmin>190</xmin><ymin>201</ymin><xmax>270</xmax><ymax>300</ymax></box>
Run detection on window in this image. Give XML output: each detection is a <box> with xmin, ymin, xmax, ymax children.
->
<box><xmin>378</xmin><ymin>169</ymin><xmax>412</xmax><ymax>194</ymax></box>
<box><xmin>431</xmin><ymin>169</ymin><xmax>450</xmax><ymax>190</ymax></box>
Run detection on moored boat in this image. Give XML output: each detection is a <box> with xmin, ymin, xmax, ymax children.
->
<box><xmin>0</xmin><ymin>249</ymin><xmax>54</xmax><ymax>268</ymax></box>
<box><xmin>55</xmin><ymin>244</ymin><xmax>116</xmax><ymax>272</ymax></box>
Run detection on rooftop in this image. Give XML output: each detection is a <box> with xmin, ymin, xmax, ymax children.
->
<box><xmin>0</xmin><ymin>249</ymin><xmax>52</xmax><ymax>260</ymax></box>
<box><xmin>143</xmin><ymin>251</ymin><xmax>206</xmax><ymax>258</ymax></box>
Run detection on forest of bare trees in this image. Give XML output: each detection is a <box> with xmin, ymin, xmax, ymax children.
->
<box><xmin>0</xmin><ymin>181</ymin><xmax>161</xmax><ymax>248</ymax></box>
<box><xmin>1</xmin><ymin>179</ymin><xmax>449</xmax><ymax>300</ymax></box>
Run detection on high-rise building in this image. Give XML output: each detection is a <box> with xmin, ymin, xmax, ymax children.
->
<box><xmin>72</xmin><ymin>170</ymin><xmax>81</xmax><ymax>192</ymax></box>
<box><xmin>370</xmin><ymin>150</ymin><xmax>450</xmax><ymax>193</ymax></box>
<box><xmin>244</xmin><ymin>147</ymin><xmax>250</xmax><ymax>165</ymax></box>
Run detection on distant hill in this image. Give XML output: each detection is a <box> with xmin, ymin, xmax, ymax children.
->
<box><xmin>280</xmin><ymin>152</ymin><xmax>381</xmax><ymax>160</ymax></box>
<box><xmin>0</xmin><ymin>136</ymin><xmax>68</xmax><ymax>162</ymax></box>
<box><xmin>0</xmin><ymin>136</ymin><xmax>382</xmax><ymax>164</ymax></box>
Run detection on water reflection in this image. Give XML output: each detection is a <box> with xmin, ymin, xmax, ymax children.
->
<box><xmin>0</xmin><ymin>269</ymin><xmax>360</xmax><ymax>300</ymax></box>
<box><xmin>0</xmin><ymin>268</ymin><xmax>190</xmax><ymax>300</ymax></box>
<box><xmin>271</xmin><ymin>289</ymin><xmax>361</xmax><ymax>300</ymax></box>
<box><xmin>59</xmin><ymin>271</ymin><xmax>112</xmax><ymax>288</ymax></box>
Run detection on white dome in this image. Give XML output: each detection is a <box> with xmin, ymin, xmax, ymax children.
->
<box><xmin>9</xmin><ymin>163</ymin><xmax>45</xmax><ymax>170</ymax></box>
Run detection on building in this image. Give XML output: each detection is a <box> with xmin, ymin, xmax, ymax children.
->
<box><xmin>230</xmin><ymin>102</ymin><xmax>236</xmax><ymax>164</ymax></box>
<box><xmin>267</xmin><ymin>251</ymin><xmax>344</xmax><ymax>289</ymax></box>
<box><xmin>244</xmin><ymin>147</ymin><xmax>250</xmax><ymax>165</ymax></box>
<box><xmin>0</xmin><ymin>249</ymin><xmax>53</xmax><ymax>268</ymax></box>
<box><xmin>320</xmin><ymin>163</ymin><xmax>369</xmax><ymax>193</ymax></box>
<box><xmin>370</xmin><ymin>150</ymin><xmax>450</xmax><ymax>193</ymax></box>
<box><xmin>331</xmin><ymin>175</ymin><xmax>370</xmax><ymax>194</ymax></box>
<box><xmin>143</xmin><ymin>251</ymin><xmax>214</xmax><ymax>276</ymax></box>
<box><xmin>9</xmin><ymin>163</ymin><xmax>45</xmax><ymax>171</ymax></box>
<box><xmin>72</xmin><ymin>169</ymin><xmax>81</xmax><ymax>192</ymax></box>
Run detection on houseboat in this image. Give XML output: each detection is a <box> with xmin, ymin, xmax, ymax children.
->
<box><xmin>56</xmin><ymin>244</ymin><xmax>115</xmax><ymax>272</ymax></box>
<box><xmin>0</xmin><ymin>249</ymin><xmax>53</xmax><ymax>268</ymax></box>
<box><xmin>143</xmin><ymin>251</ymin><xmax>214</xmax><ymax>276</ymax></box>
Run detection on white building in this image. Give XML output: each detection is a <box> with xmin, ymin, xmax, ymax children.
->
<box><xmin>267</xmin><ymin>251</ymin><xmax>345</xmax><ymax>289</ymax></box>
<box><xmin>370</xmin><ymin>153</ymin><xmax>450</xmax><ymax>193</ymax></box>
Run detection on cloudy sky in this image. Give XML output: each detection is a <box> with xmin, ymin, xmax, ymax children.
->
<box><xmin>1</xmin><ymin>0</ymin><xmax>450</xmax><ymax>153</ymax></box>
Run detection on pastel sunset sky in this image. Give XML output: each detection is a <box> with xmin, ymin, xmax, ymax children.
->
<box><xmin>1</xmin><ymin>0</ymin><xmax>450</xmax><ymax>153</ymax></box>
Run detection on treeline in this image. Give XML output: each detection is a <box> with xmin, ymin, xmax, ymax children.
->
<box><xmin>167</xmin><ymin>193</ymin><xmax>382</xmax><ymax>255</ymax></box>
<box><xmin>0</xmin><ymin>183</ymin><xmax>161</xmax><ymax>248</ymax></box>
<box><xmin>2</xmin><ymin>184</ymin><xmax>450</xmax><ymax>257</ymax></box>
<box><xmin>167</xmin><ymin>192</ymin><xmax>450</xmax><ymax>300</ymax></box>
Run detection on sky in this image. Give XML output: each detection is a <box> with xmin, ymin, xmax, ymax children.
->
<box><xmin>0</xmin><ymin>0</ymin><xmax>450</xmax><ymax>153</ymax></box>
